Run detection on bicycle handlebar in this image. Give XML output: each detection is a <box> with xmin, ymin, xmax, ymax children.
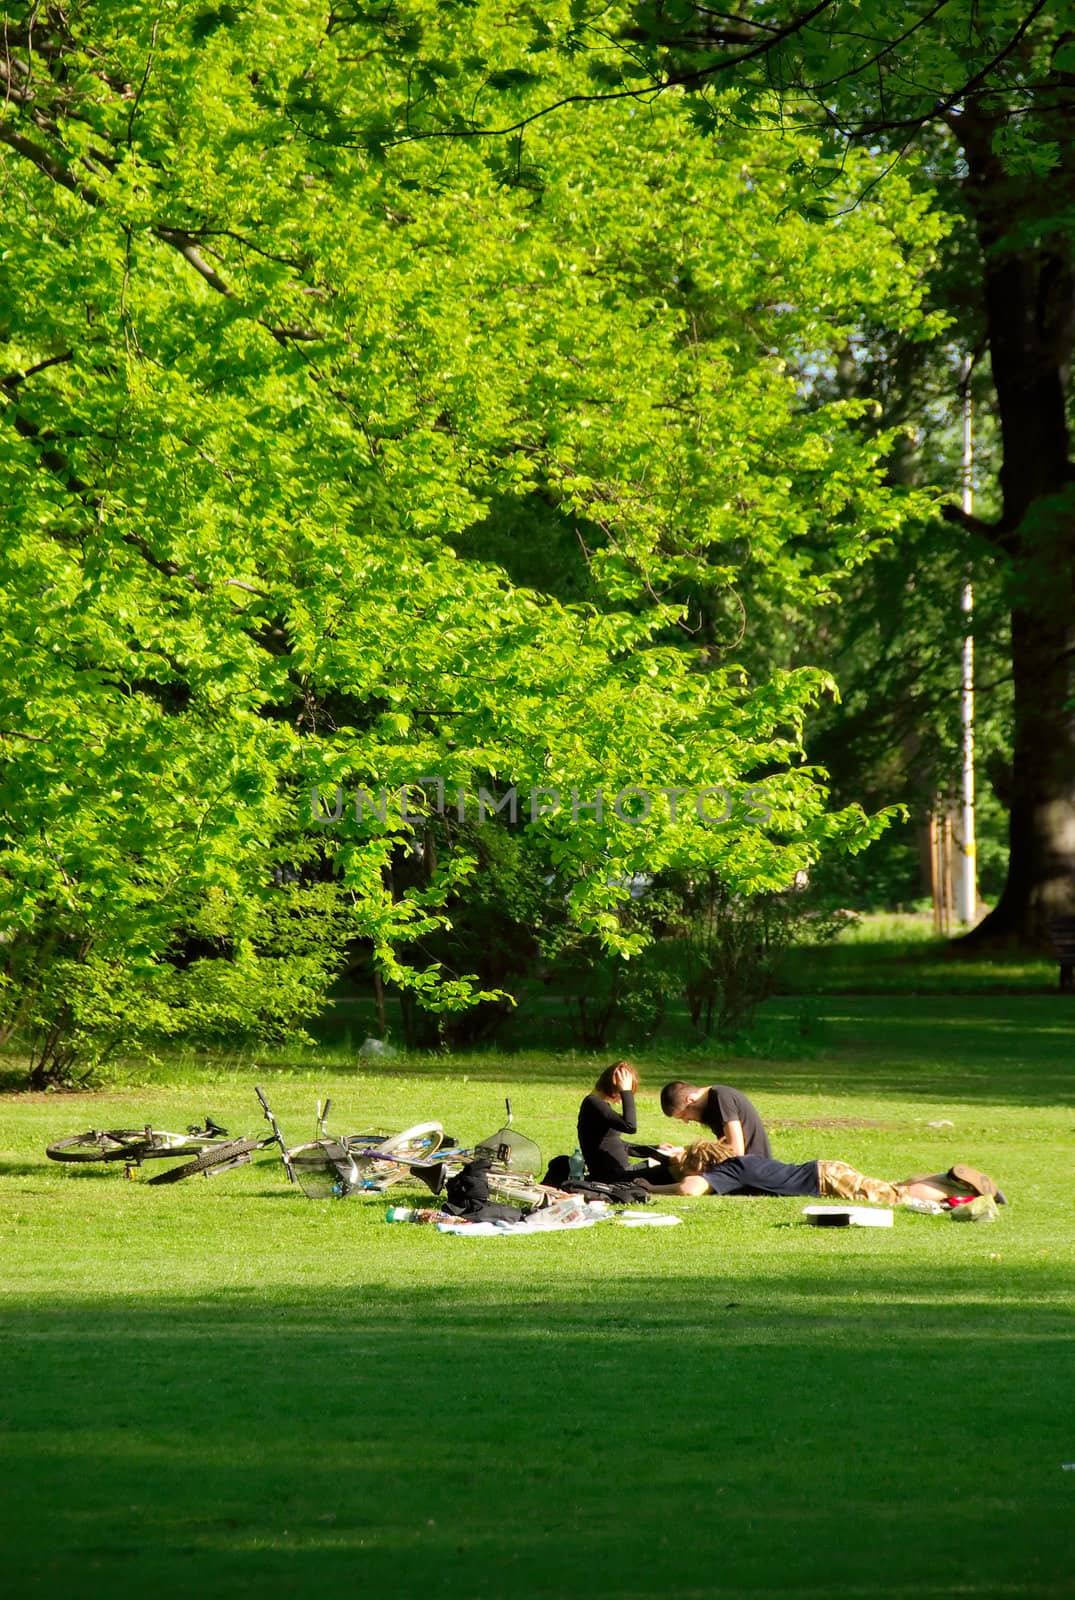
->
<box><xmin>254</xmin><ymin>1085</ymin><xmax>295</xmax><ymax>1184</ymax></box>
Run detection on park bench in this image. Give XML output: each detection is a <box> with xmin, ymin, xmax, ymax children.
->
<box><xmin>1048</xmin><ymin>916</ymin><xmax>1075</xmax><ymax>992</ymax></box>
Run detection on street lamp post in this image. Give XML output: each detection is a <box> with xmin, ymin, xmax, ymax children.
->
<box><xmin>957</xmin><ymin>357</ymin><xmax>977</xmax><ymax>926</ymax></box>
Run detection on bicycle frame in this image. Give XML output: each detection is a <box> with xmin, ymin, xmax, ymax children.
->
<box><xmin>254</xmin><ymin>1086</ymin><xmax>297</xmax><ymax>1184</ymax></box>
<box><xmin>254</xmin><ymin>1086</ymin><xmax>417</xmax><ymax>1197</ymax></box>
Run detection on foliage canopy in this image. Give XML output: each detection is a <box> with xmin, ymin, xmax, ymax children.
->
<box><xmin>0</xmin><ymin>1</ymin><xmax>944</xmax><ymax>1077</ymax></box>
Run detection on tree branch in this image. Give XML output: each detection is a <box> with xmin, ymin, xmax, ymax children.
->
<box><xmin>844</xmin><ymin>0</ymin><xmax>1053</xmax><ymax>139</ymax></box>
<box><xmin>0</xmin><ymin>123</ymin><xmax>102</xmax><ymax>203</ymax></box>
<box><xmin>808</xmin><ymin>0</ymin><xmax>953</xmax><ymax>95</ymax></box>
<box><xmin>1</xmin><ymin>401</ymin><xmax>279</xmax><ymax>613</ymax></box>
<box><xmin>0</xmin><ymin>349</ymin><xmax>74</xmax><ymax>389</ymax></box>
<box><xmin>0</xmin><ymin>131</ymin><xmax>321</xmax><ymax>341</ymax></box>
<box><xmin>373</xmin><ymin>0</ymin><xmax>838</xmax><ymax>148</ymax></box>
<box><xmin>154</xmin><ymin>226</ymin><xmax>234</xmax><ymax>296</ymax></box>
<box><xmin>668</xmin><ymin>4</ymin><xmax>783</xmax><ymax>36</ymax></box>
<box><xmin>126</xmin><ymin>18</ymin><xmax>159</xmax><ymax>149</ymax></box>
<box><xmin>941</xmin><ymin>502</ymin><xmax>1017</xmax><ymax>552</ymax></box>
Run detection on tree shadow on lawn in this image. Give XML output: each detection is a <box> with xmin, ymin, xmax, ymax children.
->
<box><xmin>3</xmin><ymin>1264</ymin><xmax>1072</xmax><ymax>1600</ymax></box>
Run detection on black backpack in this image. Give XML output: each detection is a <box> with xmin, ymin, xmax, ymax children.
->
<box><xmin>542</xmin><ymin>1155</ymin><xmax>651</xmax><ymax>1206</ymax></box>
<box><xmin>443</xmin><ymin>1159</ymin><xmax>525</xmax><ymax>1224</ymax></box>
<box><xmin>563</xmin><ymin>1177</ymin><xmax>651</xmax><ymax>1205</ymax></box>
<box><xmin>542</xmin><ymin>1154</ymin><xmax>573</xmax><ymax>1189</ymax></box>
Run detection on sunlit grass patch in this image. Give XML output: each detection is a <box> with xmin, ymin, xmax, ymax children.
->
<box><xmin>1</xmin><ymin>995</ymin><xmax>1072</xmax><ymax>1599</ymax></box>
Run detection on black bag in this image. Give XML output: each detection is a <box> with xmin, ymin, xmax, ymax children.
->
<box><xmin>542</xmin><ymin>1154</ymin><xmax>572</xmax><ymax>1188</ymax></box>
<box><xmin>562</xmin><ymin>1177</ymin><xmax>651</xmax><ymax>1205</ymax></box>
<box><xmin>542</xmin><ymin>1153</ymin><xmax>652</xmax><ymax>1205</ymax></box>
<box><xmin>443</xmin><ymin>1160</ymin><xmax>525</xmax><ymax>1224</ymax></box>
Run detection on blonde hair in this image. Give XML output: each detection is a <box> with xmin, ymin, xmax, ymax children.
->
<box><xmin>673</xmin><ymin>1137</ymin><xmax>736</xmax><ymax>1177</ymax></box>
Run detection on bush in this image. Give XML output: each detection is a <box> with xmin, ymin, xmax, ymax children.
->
<box><xmin>643</xmin><ymin>872</ymin><xmax>855</xmax><ymax>1039</ymax></box>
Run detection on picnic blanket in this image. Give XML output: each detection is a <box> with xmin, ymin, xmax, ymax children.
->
<box><xmin>433</xmin><ymin>1207</ymin><xmax>682</xmax><ymax>1237</ymax></box>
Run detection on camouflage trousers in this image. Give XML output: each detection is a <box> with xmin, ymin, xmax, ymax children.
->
<box><xmin>816</xmin><ymin>1160</ymin><xmax>908</xmax><ymax>1208</ymax></box>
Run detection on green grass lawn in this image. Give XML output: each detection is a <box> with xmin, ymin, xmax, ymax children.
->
<box><xmin>779</xmin><ymin>912</ymin><xmax>1061</xmax><ymax>996</ymax></box>
<box><xmin>1</xmin><ymin>995</ymin><xmax>1073</xmax><ymax>1598</ymax></box>
<box><xmin>309</xmin><ymin>915</ymin><xmax>1065</xmax><ymax>1056</ymax></box>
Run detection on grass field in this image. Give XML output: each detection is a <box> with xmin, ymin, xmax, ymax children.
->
<box><xmin>778</xmin><ymin>913</ymin><xmax>1061</xmax><ymax>996</ymax></box>
<box><xmin>1</xmin><ymin>994</ymin><xmax>1073</xmax><ymax>1599</ymax></box>
<box><xmin>295</xmin><ymin>915</ymin><xmax>1066</xmax><ymax>1055</ymax></box>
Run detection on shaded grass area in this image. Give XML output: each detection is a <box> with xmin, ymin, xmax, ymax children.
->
<box><xmin>1</xmin><ymin>996</ymin><xmax>1073</xmax><ymax>1598</ymax></box>
<box><xmin>4</xmin><ymin>1274</ymin><xmax>1074</xmax><ymax>1599</ymax></box>
<box><xmin>287</xmin><ymin>916</ymin><xmax>1068</xmax><ymax>1058</ymax></box>
<box><xmin>7</xmin><ymin>992</ymin><xmax>1068</xmax><ymax>1110</ymax></box>
<box><xmin>780</xmin><ymin>913</ymin><xmax>1059</xmax><ymax>996</ymax></box>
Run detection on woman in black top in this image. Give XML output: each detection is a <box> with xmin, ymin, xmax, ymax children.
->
<box><xmin>577</xmin><ymin>1061</ymin><xmax>673</xmax><ymax>1183</ymax></box>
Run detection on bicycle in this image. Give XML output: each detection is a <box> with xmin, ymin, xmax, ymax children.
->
<box><xmin>254</xmin><ymin>1087</ymin><xmax>446</xmax><ymax>1199</ymax></box>
<box><xmin>423</xmin><ymin>1100</ymin><xmax>556</xmax><ymax>1210</ymax></box>
<box><xmin>46</xmin><ymin>1119</ymin><xmax>233</xmax><ymax>1175</ymax></box>
<box><xmin>131</xmin><ymin>1090</ymin><xmax>444</xmax><ymax>1193</ymax></box>
<box><xmin>144</xmin><ymin>1090</ymin><xmax>368</xmax><ymax>1188</ymax></box>
<box><xmin>302</xmin><ymin>1097</ymin><xmax>549</xmax><ymax>1205</ymax></box>
<box><xmin>124</xmin><ymin>1092</ymin><xmax>549</xmax><ymax>1208</ymax></box>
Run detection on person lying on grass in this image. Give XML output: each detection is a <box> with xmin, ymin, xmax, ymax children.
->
<box><xmin>638</xmin><ymin>1140</ymin><xmax>1006</xmax><ymax>1208</ymax></box>
<box><xmin>660</xmin><ymin>1080</ymin><xmax>771</xmax><ymax>1157</ymax></box>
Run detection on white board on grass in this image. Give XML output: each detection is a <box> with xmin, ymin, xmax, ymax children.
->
<box><xmin>802</xmin><ymin>1205</ymin><xmax>893</xmax><ymax>1228</ymax></box>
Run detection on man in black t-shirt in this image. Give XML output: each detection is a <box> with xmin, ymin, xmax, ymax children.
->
<box><xmin>660</xmin><ymin>1080</ymin><xmax>771</xmax><ymax>1158</ymax></box>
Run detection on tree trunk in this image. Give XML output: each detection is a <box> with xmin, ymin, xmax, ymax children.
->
<box><xmin>977</xmin><ymin>595</ymin><xmax>1075</xmax><ymax>942</ymax></box>
<box><xmin>956</xmin><ymin>117</ymin><xmax>1075</xmax><ymax>947</ymax></box>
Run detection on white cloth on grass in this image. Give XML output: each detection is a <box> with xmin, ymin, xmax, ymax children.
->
<box><xmin>435</xmin><ymin>1213</ymin><xmax>611</xmax><ymax>1237</ymax></box>
<box><xmin>615</xmin><ymin>1211</ymin><xmax>682</xmax><ymax>1227</ymax></box>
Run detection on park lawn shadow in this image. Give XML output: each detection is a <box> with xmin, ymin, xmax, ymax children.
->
<box><xmin>776</xmin><ymin>933</ymin><xmax>1059</xmax><ymax>997</ymax></box>
<box><xmin>3</xmin><ymin>1260</ymin><xmax>1073</xmax><ymax>1600</ymax></box>
<box><xmin>4</xmin><ymin>995</ymin><xmax>1072</xmax><ymax>1114</ymax></box>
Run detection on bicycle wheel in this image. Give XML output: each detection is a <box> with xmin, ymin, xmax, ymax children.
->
<box><xmin>288</xmin><ymin>1140</ymin><xmax>362</xmax><ymax>1200</ymax></box>
<box><xmin>375</xmin><ymin>1122</ymin><xmax>444</xmax><ymax>1163</ymax></box>
<box><xmin>47</xmin><ymin>1129</ymin><xmax>150</xmax><ymax>1163</ymax></box>
<box><xmin>145</xmin><ymin>1138</ymin><xmax>263</xmax><ymax>1185</ymax></box>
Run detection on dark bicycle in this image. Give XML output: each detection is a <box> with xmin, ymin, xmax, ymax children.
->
<box><xmin>46</xmin><ymin>1119</ymin><xmax>232</xmax><ymax>1175</ymax></box>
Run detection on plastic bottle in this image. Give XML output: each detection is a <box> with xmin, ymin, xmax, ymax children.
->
<box><xmin>384</xmin><ymin>1205</ymin><xmax>457</xmax><ymax>1225</ymax></box>
<box><xmin>568</xmin><ymin>1146</ymin><xmax>586</xmax><ymax>1181</ymax></box>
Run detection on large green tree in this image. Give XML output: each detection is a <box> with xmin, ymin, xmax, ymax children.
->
<box><xmin>407</xmin><ymin>0</ymin><xmax>1075</xmax><ymax>943</ymax></box>
<box><xmin>0</xmin><ymin>2</ymin><xmax>938</xmax><ymax>1078</ymax></box>
<box><xmin>640</xmin><ymin>0</ymin><xmax>1075</xmax><ymax>945</ymax></box>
